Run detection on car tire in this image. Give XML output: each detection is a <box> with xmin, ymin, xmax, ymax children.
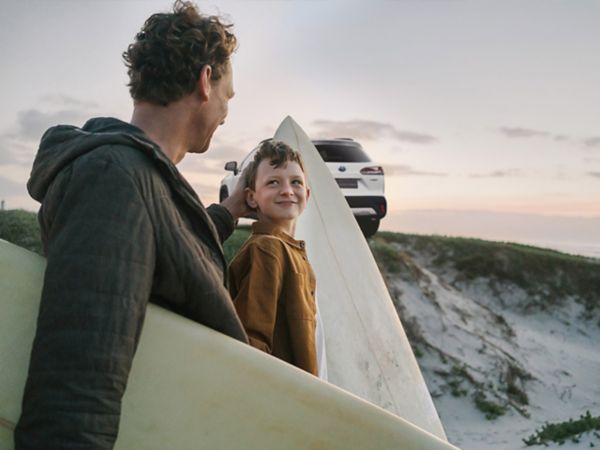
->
<box><xmin>357</xmin><ymin>217</ymin><xmax>379</xmax><ymax>238</ymax></box>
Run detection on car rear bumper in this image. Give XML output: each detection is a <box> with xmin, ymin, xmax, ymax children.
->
<box><xmin>345</xmin><ymin>196</ymin><xmax>387</xmax><ymax>219</ymax></box>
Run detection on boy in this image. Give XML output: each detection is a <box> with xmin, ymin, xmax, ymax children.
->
<box><xmin>229</xmin><ymin>140</ymin><xmax>321</xmax><ymax>376</ymax></box>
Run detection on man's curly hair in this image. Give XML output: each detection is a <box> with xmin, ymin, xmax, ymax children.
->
<box><xmin>123</xmin><ymin>0</ymin><xmax>237</xmax><ymax>106</ymax></box>
<box><xmin>245</xmin><ymin>140</ymin><xmax>306</xmax><ymax>191</ymax></box>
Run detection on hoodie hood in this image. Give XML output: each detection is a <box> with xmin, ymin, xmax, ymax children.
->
<box><xmin>27</xmin><ymin>117</ymin><xmax>168</xmax><ymax>202</ymax></box>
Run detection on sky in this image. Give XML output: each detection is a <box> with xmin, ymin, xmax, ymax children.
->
<box><xmin>1</xmin><ymin>0</ymin><xmax>599</xmax><ymax>251</ymax></box>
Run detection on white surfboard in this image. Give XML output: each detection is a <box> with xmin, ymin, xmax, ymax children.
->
<box><xmin>274</xmin><ymin>116</ymin><xmax>447</xmax><ymax>439</ymax></box>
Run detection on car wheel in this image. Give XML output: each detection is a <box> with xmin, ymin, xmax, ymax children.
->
<box><xmin>219</xmin><ymin>186</ymin><xmax>229</xmax><ymax>203</ymax></box>
<box><xmin>357</xmin><ymin>217</ymin><xmax>379</xmax><ymax>238</ymax></box>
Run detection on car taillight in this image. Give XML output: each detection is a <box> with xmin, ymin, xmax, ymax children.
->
<box><xmin>379</xmin><ymin>203</ymin><xmax>387</xmax><ymax>215</ymax></box>
<box><xmin>360</xmin><ymin>166</ymin><xmax>384</xmax><ymax>175</ymax></box>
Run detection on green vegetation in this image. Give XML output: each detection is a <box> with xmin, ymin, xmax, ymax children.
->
<box><xmin>448</xmin><ymin>379</ymin><xmax>467</xmax><ymax>398</ymax></box>
<box><xmin>0</xmin><ymin>209</ymin><xmax>42</xmax><ymax>255</ymax></box>
<box><xmin>223</xmin><ymin>226</ymin><xmax>251</xmax><ymax>263</ymax></box>
<box><xmin>523</xmin><ymin>411</ymin><xmax>600</xmax><ymax>446</ymax></box>
<box><xmin>473</xmin><ymin>390</ymin><xmax>508</xmax><ymax>420</ymax></box>
<box><xmin>506</xmin><ymin>381</ymin><xmax>529</xmax><ymax>406</ymax></box>
<box><xmin>374</xmin><ymin>232</ymin><xmax>600</xmax><ymax>315</ymax></box>
<box><xmin>0</xmin><ymin>209</ymin><xmax>253</xmax><ymax>262</ymax></box>
<box><xmin>369</xmin><ymin>239</ymin><xmax>404</xmax><ymax>273</ymax></box>
<box><xmin>411</xmin><ymin>345</ymin><xmax>423</xmax><ymax>359</ymax></box>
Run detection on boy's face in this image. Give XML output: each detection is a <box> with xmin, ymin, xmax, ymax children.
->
<box><xmin>246</xmin><ymin>159</ymin><xmax>310</xmax><ymax>231</ymax></box>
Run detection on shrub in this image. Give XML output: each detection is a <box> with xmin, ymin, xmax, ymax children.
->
<box><xmin>223</xmin><ymin>226</ymin><xmax>251</xmax><ymax>263</ymax></box>
<box><xmin>0</xmin><ymin>209</ymin><xmax>42</xmax><ymax>255</ymax></box>
<box><xmin>523</xmin><ymin>411</ymin><xmax>600</xmax><ymax>446</ymax></box>
<box><xmin>473</xmin><ymin>390</ymin><xmax>507</xmax><ymax>420</ymax></box>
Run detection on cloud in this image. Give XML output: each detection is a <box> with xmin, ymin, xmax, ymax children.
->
<box><xmin>583</xmin><ymin>137</ymin><xmax>600</xmax><ymax>148</ymax></box>
<box><xmin>588</xmin><ymin>171</ymin><xmax>600</xmax><ymax>179</ymax></box>
<box><xmin>16</xmin><ymin>108</ymin><xmax>90</xmax><ymax>141</ymax></box>
<box><xmin>383</xmin><ymin>164</ymin><xmax>447</xmax><ymax>177</ymax></box>
<box><xmin>179</xmin><ymin>143</ymin><xmax>249</xmax><ymax>175</ymax></box>
<box><xmin>311</xmin><ymin>119</ymin><xmax>437</xmax><ymax>144</ymax></box>
<box><xmin>501</xmin><ymin>128</ymin><xmax>600</xmax><ymax>150</ymax></box>
<box><xmin>190</xmin><ymin>182</ymin><xmax>218</xmax><ymax>200</ymax></box>
<box><xmin>39</xmin><ymin>94</ymin><xmax>99</xmax><ymax>110</ymax></box>
<box><xmin>207</xmin><ymin>143</ymin><xmax>251</xmax><ymax>163</ymax></box>
<box><xmin>499</xmin><ymin>127</ymin><xmax>570</xmax><ymax>142</ymax></box>
<box><xmin>499</xmin><ymin>127</ymin><xmax>550</xmax><ymax>138</ymax></box>
<box><xmin>1</xmin><ymin>94</ymin><xmax>99</xmax><ymax>149</ymax></box>
<box><xmin>470</xmin><ymin>169</ymin><xmax>523</xmax><ymax>178</ymax></box>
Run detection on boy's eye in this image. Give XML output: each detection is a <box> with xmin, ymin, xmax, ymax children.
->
<box><xmin>292</xmin><ymin>179</ymin><xmax>303</xmax><ymax>185</ymax></box>
<box><xmin>267</xmin><ymin>180</ymin><xmax>279</xmax><ymax>185</ymax></box>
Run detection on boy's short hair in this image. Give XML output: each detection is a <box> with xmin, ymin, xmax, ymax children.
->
<box><xmin>122</xmin><ymin>0</ymin><xmax>237</xmax><ymax>106</ymax></box>
<box><xmin>244</xmin><ymin>140</ymin><xmax>305</xmax><ymax>190</ymax></box>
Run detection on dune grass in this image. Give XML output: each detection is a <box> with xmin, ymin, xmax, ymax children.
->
<box><xmin>374</xmin><ymin>232</ymin><xmax>600</xmax><ymax>315</ymax></box>
<box><xmin>523</xmin><ymin>411</ymin><xmax>600</xmax><ymax>446</ymax></box>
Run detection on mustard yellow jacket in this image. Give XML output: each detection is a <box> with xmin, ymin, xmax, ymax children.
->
<box><xmin>229</xmin><ymin>221</ymin><xmax>318</xmax><ymax>375</ymax></box>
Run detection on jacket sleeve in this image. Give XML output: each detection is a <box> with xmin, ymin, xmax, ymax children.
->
<box><xmin>231</xmin><ymin>243</ymin><xmax>282</xmax><ymax>353</ymax></box>
<box><xmin>15</xmin><ymin>156</ymin><xmax>156</xmax><ymax>450</ymax></box>
<box><xmin>206</xmin><ymin>203</ymin><xmax>235</xmax><ymax>243</ymax></box>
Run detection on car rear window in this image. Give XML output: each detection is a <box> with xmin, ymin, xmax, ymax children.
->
<box><xmin>314</xmin><ymin>143</ymin><xmax>371</xmax><ymax>163</ymax></box>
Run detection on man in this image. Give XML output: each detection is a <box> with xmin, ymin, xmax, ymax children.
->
<box><xmin>15</xmin><ymin>1</ymin><xmax>249</xmax><ymax>448</ymax></box>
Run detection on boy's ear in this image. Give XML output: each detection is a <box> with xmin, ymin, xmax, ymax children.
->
<box><xmin>306</xmin><ymin>186</ymin><xmax>311</xmax><ymax>202</ymax></box>
<box><xmin>197</xmin><ymin>65</ymin><xmax>212</xmax><ymax>102</ymax></box>
<box><xmin>245</xmin><ymin>187</ymin><xmax>258</xmax><ymax>209</ymax></box>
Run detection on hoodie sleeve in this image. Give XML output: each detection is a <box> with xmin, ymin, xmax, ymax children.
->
<box><xmin>206</xmin><ymin>203</ymin><xmax>235</xmax><ymax>243</ymax></box>
<box><xmin>15</xmin><ymin>155</ymin><xmax>156</xmax><ymax>450</ymax></box>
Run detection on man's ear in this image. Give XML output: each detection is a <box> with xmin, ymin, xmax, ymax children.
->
<box><xmin>245</xmin><ymin>187</ymin><xmax>258</xmax><ymax>209</ymax></box>
<box><xmin>198</xmin><ymin>65</ymin><xmax>212</xmax><ymax>101</ymax></box>
<box><xmin>306</xmin><ymin>186</ymin><xmax>311</xmax><ymax>203</ymax></box>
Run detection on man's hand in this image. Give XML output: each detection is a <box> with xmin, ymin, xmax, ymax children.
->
<box><xmin>220</xmin><ymin>168</ymin><xmax>252</xmax><ymax>220</ymax></box>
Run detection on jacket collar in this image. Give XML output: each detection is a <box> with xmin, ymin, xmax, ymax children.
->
<box><xmin>251</xmin><ymin>221</ymin><xmax>306</xmax><ymax>251</ymax></box>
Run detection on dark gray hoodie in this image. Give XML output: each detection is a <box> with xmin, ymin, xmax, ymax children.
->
<box><xmin>15</xmin><ymin>117</ymin><xmax>248</xmax><ymax>449</ymax></box>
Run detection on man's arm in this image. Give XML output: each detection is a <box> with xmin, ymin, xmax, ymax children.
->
<box><xmin>210</xmin><ymin>168</ymin><xmax>252</xmax><ymax>243</ymax></box>
<box><xmin>15</xmin><ymin>157</ymin><xmax>156</xmax><ymax>449</ymax></box>
<box><xmin>206</xmin><ymin>203</ymin><xmax>236</xmax><ymax>243</ymax></box>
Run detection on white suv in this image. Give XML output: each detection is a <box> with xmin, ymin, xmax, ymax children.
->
<box><xmin>220</xmin><ymin>138</ymin><xmax>386</xmax><ymax>237</ymax></box>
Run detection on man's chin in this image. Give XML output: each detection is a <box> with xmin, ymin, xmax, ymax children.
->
<box><xmin>189</xmin><ymin>143</ymin><xmax>210</xmax><ymax>154</ymax></box>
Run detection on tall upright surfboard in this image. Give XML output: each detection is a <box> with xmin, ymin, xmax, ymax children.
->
<box><xmin>274</xmin><ymin>116</ymin><xmax>447</xmax><ymax>439</ymax></box>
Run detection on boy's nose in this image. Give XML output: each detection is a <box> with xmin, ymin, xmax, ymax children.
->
<box><xmin>280</xmin><ymin>182</ymin><xmax>294</xmax><ymax>195</ymax></box>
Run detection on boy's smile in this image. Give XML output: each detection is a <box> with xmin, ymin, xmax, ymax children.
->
<box><xmin>246</xmin><ymin>159</ymin><xmax>310</xmax><ymax>236</ymax></box>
